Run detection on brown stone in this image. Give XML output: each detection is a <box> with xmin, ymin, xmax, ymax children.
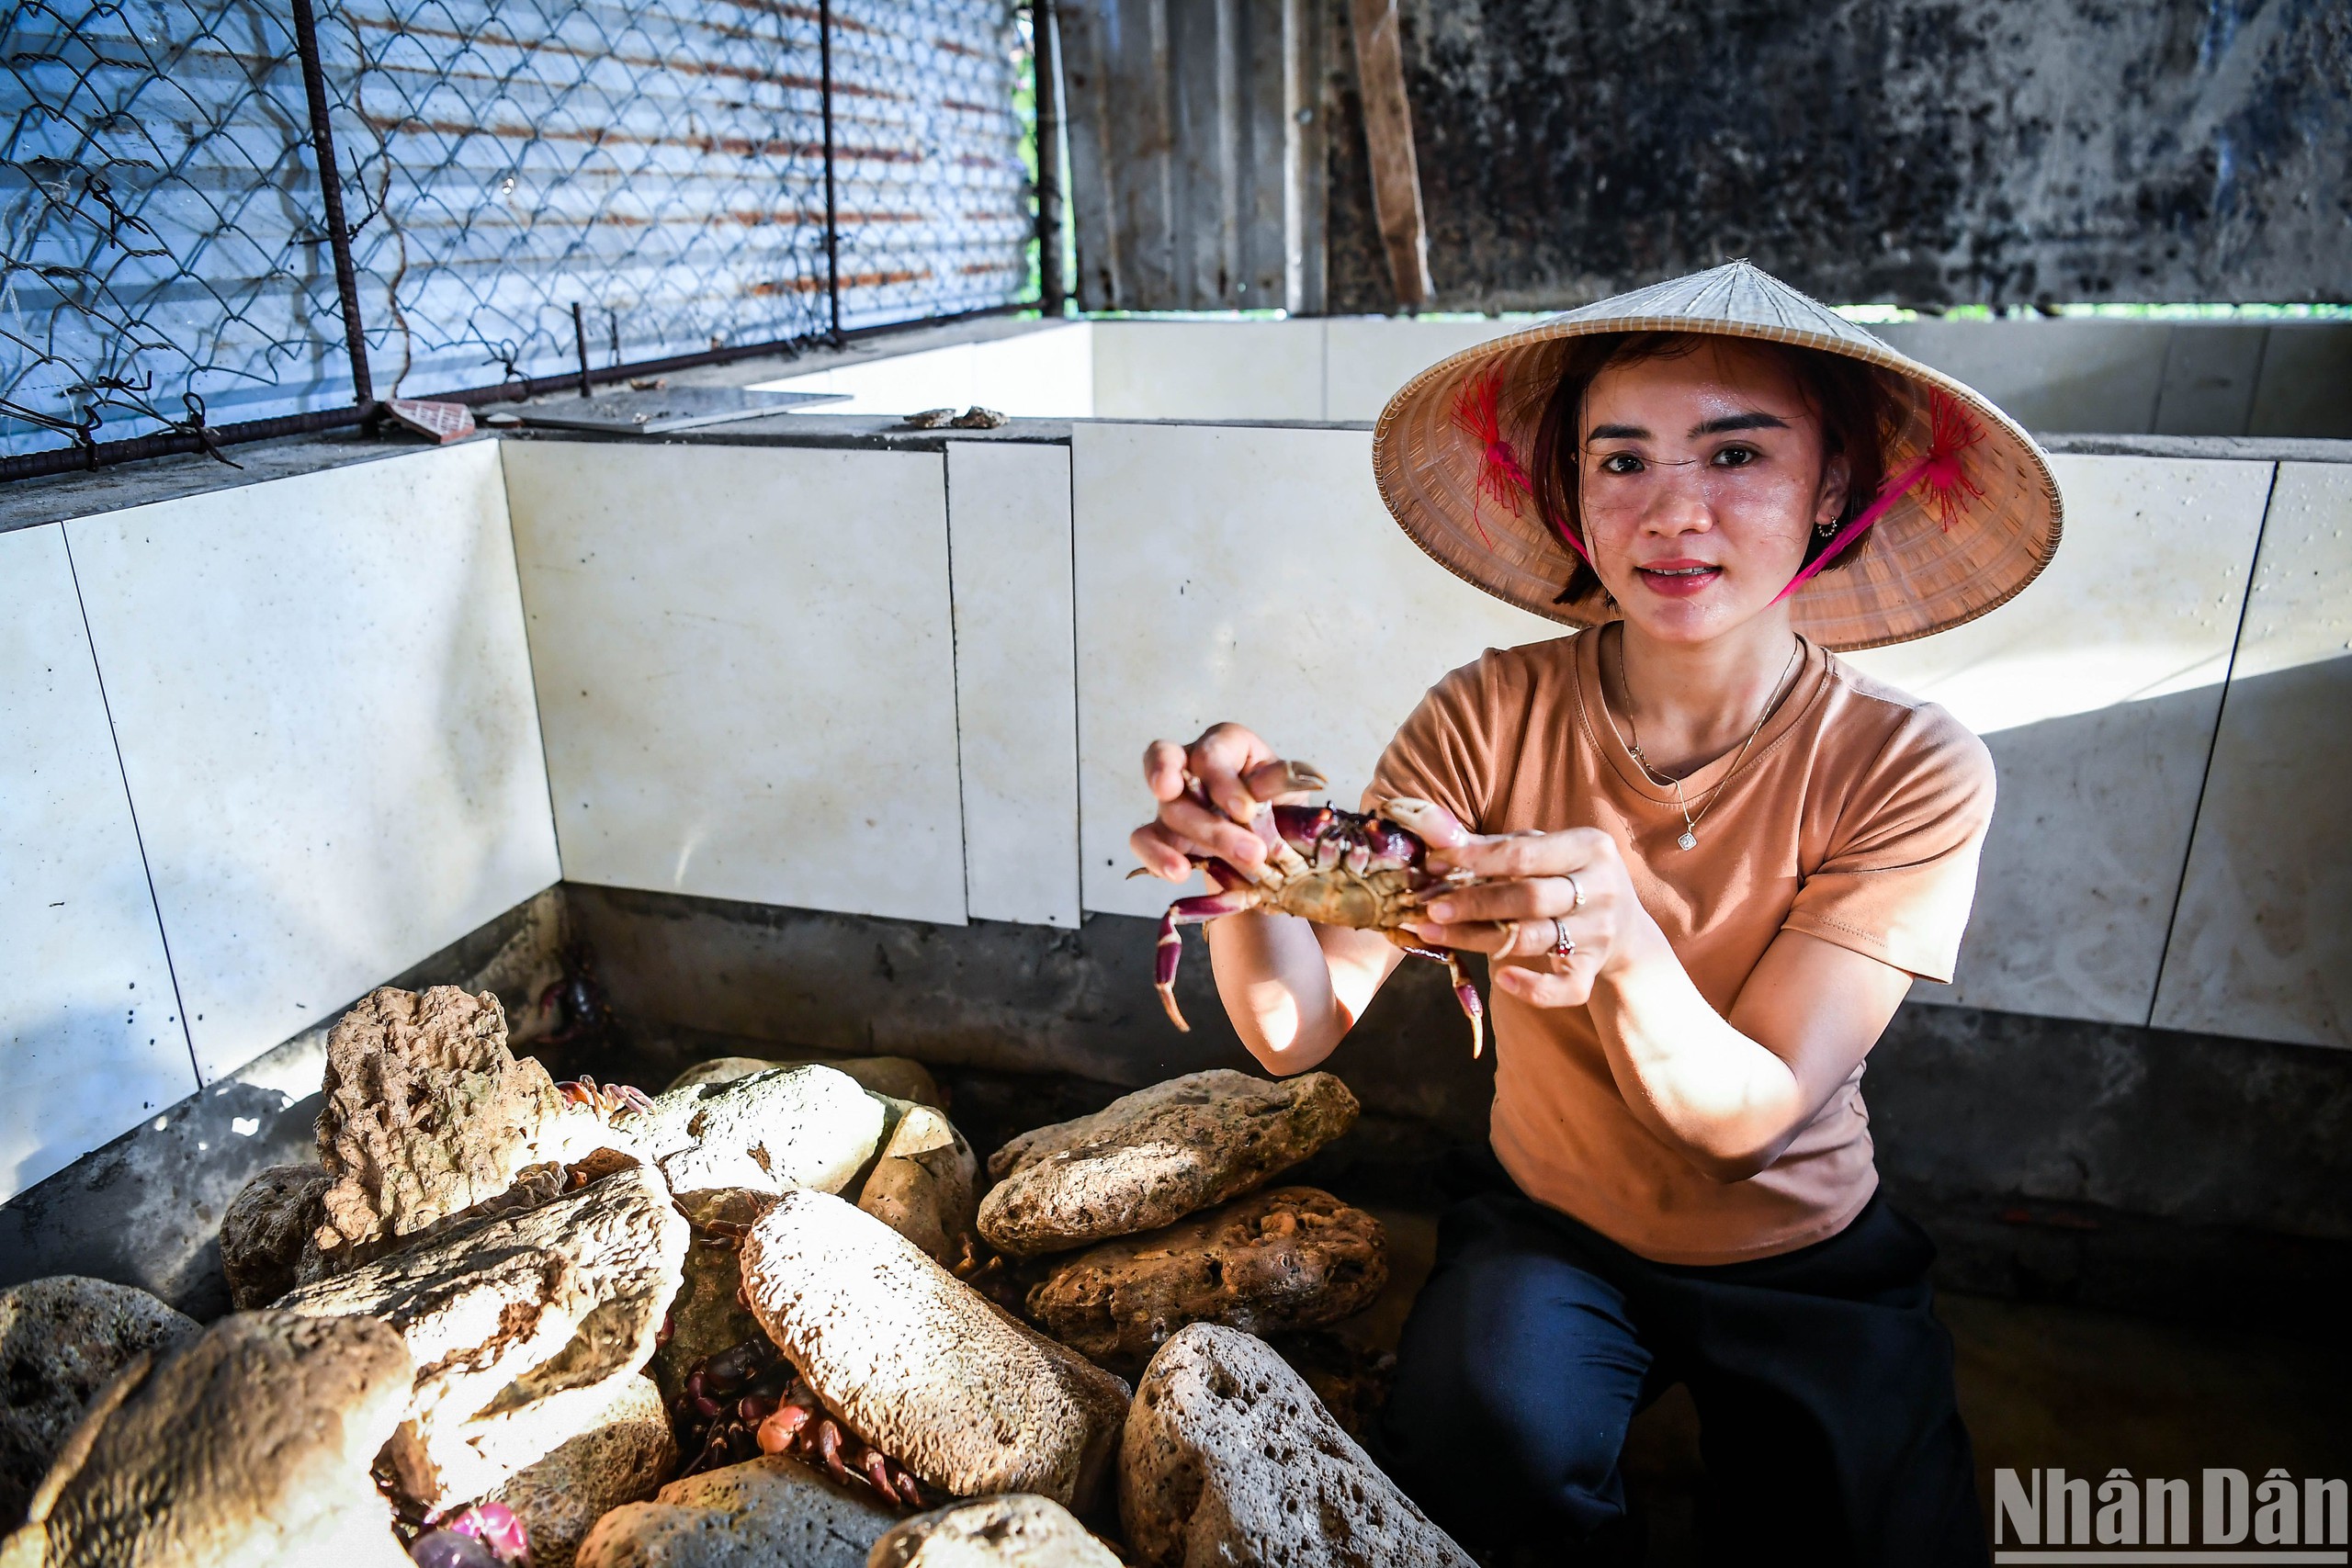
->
<box><xmin>0</xmin><ymin>1279</ymin><xmax>198</xmax><ymax>1532</ymax></box>
<box><xmin>647</xmin><ymin>1232</ymin><xmax>763</xmax><ymax>1404</ymax></box>
<box><xmin>310</xmin><ymin>985</ymin><xmax>571</xmax><ymax>1272</ymax></box>
<box><xmin>0</xmin><ymin>1309</ymin><xmax>413</xmax><ymax>1568</ymax></box>
<box><xmin>1119</xmin><ymin>1324</ymin><xmax>1472</xmax><ymax>1568</ymax></box>
<box><xmin>490</xmin><ymin>1373</ymin><xmax>675</xmax><ymax>1568</ymax></box>
<box><xmin>219</xmin><ymin>1163</ymin><xmax>332</xmax><ymax>1309</ymax></box>
<box><xmin>978</xmin><ymin>1071</ymin><xmax>1358</xmax><ymax>1258</ymax></box>
<box><xmin>741</xmin><ymin>1190</ymin><xmax>1129</xmax><ymax>1510</ymax></box>
<box><xmin>867</xmin><ymin>1494</ymin><xmax>1122</xmax><ymax>1567</ymax></box>
<box><xmin>1025</xmin><ymin>1188</ymin><xmax>1386</xmax><ymax>1364</ymax></box>
<box><xmin>576</xmin><ymin>1453</ymin><xmax>899</xmax><ymax>1568</ymax></box>
<box><xmin>666</xmin><ymin>1055</ymin><xmax>945</xmax><ymax>1111</ymax></box>
<box><xmin>857</xmin><ymin>1102</ymin><xmax>978</xmax><ymax>1269</ymax></box>
<box><xmin>279</xmin><ymin>1163</ymin><xmax>687</xmax><ymax>1510</ymax></box>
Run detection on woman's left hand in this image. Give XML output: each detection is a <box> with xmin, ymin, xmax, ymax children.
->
<box><xmin>1404</xmin><ymin>827</ymin><xmax>1647</xmax><ymax>1009</ymax></box>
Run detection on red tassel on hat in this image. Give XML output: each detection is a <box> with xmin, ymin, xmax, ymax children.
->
<box><xmin>1776</xmin><ymin>389</ymin><xmax>1984</xmax><ymax>603</ymax></box>
<box><xmin>1452</xmin><ymin>367</ymin><xmax>1548</xmax><ymax>554</ymax></box>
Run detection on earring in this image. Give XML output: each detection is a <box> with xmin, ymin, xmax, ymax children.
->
<box><xmin>1815</xmin><ymin>519</ymin><xmax>1839</xmax><ymax>536</ymax></box>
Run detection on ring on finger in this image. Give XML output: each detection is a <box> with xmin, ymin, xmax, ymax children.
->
<box><xmin>1565</xmin><ymin>873</ymin><xmax>1585</xmax><ymax>912</ymax></box>
<box><xmin>1552</xmin><ymin>916</ymin><xmax>1575</xmax><ymax>957</ymax></box>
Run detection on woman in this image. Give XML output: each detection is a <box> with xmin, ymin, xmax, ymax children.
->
<box><xmin>1128</xmin><ymin>264</ymin><xmax>2061</xmax><ymax>1563</ymax></box>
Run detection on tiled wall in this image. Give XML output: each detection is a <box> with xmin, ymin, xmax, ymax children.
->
<box><xmin>6</xmin><ymin>403</ymin><xmax>2346</xmax><ymax>1201</ymax></box>
<box><xmin>745</xmin><ymin>317</ymin><xmax>2352</xmax><ymax>437</ymax></box>
<box><xmin>0</xmin><ymin>444</ymin><xmax>560</xmax><ymax>1202</ymax></box>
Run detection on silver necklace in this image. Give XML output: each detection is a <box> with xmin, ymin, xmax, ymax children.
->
<box><xmin>1605</xmin><ymin>632</ymin><xmax>1802</xmax><ymax>851</ymax></box>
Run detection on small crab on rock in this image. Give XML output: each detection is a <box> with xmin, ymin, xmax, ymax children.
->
<box><xmin>555</xmin><ymin>1074</ymin><xmax>656</xmax><ymax>1121</ymax></box>
<box><xmin>1142</xmin><ymin>767</ymin><xmax>1490</xmax><ymax>1056</ymax></box>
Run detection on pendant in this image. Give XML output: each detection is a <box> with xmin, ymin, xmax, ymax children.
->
<box><xmin>1678</xmin><ymin>830</ymin><xmax>1698</xmax><ymax>851</ymax></box>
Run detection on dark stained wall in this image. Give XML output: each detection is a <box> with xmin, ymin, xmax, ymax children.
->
<box><xmin>1318</xmin><ymin>0</ymin><xmax>2352</xmax><ymax>310</ymax></box>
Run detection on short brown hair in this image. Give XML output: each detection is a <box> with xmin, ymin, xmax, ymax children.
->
<box><xmin>1526</xmin><ymin>333</ymin><xmax>1900</xmax><ymax>608</ymax></box>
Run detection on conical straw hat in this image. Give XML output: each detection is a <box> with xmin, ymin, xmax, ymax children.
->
<box><xmin>1371</xmin><ymin>261</ymin><xmax>2064</xmax><ymax>650</ymax></box>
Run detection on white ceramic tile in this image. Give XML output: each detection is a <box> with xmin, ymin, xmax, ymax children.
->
<box><xmin>1088</xmin><ymin>320</ymin><xmax>1328</xmax><ymax>422</ymax></box>
<box><xmin>65</xmin><ymin>443</ymin><xmax>560</xmax><ymax>1080</ymax></box>
<box><xmin>748</xmin><ymin>323</ymin><xmax>1093</xmax><ymax>418</ymax></box>
<box><xmin>1321</xmin><ymin>317</ymin><xmax>1526</xmax><ymax>423</ymax></box>
<box><xmin>1072</xmin><ymin>423</ymin><xmax>1561</xmax><ymax>919</ymax></box>
<box><xmin>2153</xmin><ymin>463</ymin><xmax>2352</xmax><ymax>1046</ymax></box>
<box><xmin>503</xmin><ymin>441</ymin><xmax>967</xmax><ymax>925</ymax></box>
<box><xmin>1848</xmin><ymin>456</ymin><xmax>2273</xmax><ymax>1023</ymax></box>
<box><xmin>947</xmin><ymin>442</ymin><xmax>1081</xmax><ymax>927</ymax></box>
<box><xmin>0</xmin><ymin>525</ymin><xmax>194</xmax><ymax>1201</ymax></box>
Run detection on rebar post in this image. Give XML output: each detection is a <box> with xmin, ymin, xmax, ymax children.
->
<box><xmin>289</xmin><ymin>0</ymin><xmax>373</xmax><ymax>405</ymax></box>
<box><xmin>1035</xmin><ymin>0</ymin><xmax>1066</xmax><ymax>316</ymax></box>
<box><xmin>820</xmin><ymin>0</ymin><xmax>843</xmax><ymax>344</ymax></box>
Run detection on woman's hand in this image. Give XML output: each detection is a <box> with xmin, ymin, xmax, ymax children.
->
<box><xmin>1404</xmin><ymin>827</ymin><xmax>1656</xmax><ymax>1009</ymax></box>
<box><xmin>1130</xmin><ymin>724</ymin><xmax>1327</xmax><ymax>880</ymax></box>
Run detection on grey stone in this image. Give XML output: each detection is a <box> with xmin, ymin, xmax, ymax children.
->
<box><xmin>0</xmin><ymin>1309</ymin><xmax>414</xmax><ymax>1568</ymax></box>
<box><xmin>1026</xmin><ymin>1188</ymin><xmax>1387</xmax><ymax>1365</ymax></box>
<box><xmin>646</xmin><ymin>1233</ymin><xmax>763</xmax><ymax>1404</ymax></box>
<box><xmin>0</xmin><ymin>1278</ymin><xmax>198</xmax><ymax>1531</ymax></box>
<box><xmin>978</xmin><ymin>1071</ymin><xmax>1359</xmax><ymax>1258</ymax></box>
<box><xmin>575</xmin><ymin>1453</ymin><xmax>899</xmax><ymax>1568</ymax></box>
<box><xmin>867</xmin><ymin>1494</ymin><xmax>1122</xmax><ymax>1567</ymax></box>
<box><xmin>667</xmin><ymin>1055</ymin><xmax>946</xmax><ymax>1111</ymax></box>
<box><xmin>490</xmin><ymin>1373</ymin><xmax>676</xmax><ymax>1568</ymax></box>
<box><xmin>741</xmin><ymin>1190</ymin><xmax>1129</xmax><ymax>1510</ymax></box>
<box><xmin>1119</xmin><ymin>1324</ymin><xmax>1472</xmax><ymax>1568</ymax></box>
<box><xmin>279</xmin><ymin>1164</ymin><xmax>688</xmax><ymax>1510</ymax></box>
<box><xmin>857</xmin><ymin>1103</ymin><xmax>978</xmax><ymax>1269</ymax></box>
<box><xmin>219</xmin><ymin>1163</ymin><xmax>332</xmax><ymax>1309</ymax></box>
<box><xmin>616</xmin><ymin>1066</ymin><xmax>884</xmax><ymax>1220</ymax></box>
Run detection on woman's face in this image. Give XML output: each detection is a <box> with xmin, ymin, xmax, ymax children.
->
<box><xmin>1577</xmin><ymin>341</ymin><xmax>1849</xmax><ymax>645</ymax></box>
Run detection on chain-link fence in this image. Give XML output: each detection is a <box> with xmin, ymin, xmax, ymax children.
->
<box><xmin>1</xmin><ymin>0</ymin><xmax>1035</xmax><ymax>468</ymax></box>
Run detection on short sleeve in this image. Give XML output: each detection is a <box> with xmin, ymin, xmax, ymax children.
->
<box><xmin>1780</xmin><ymin>704</ymin><xmax>1996</xmax><ymax>983</ymax></box>
<box><xmin>1361</xmin><ymin>652</ymin><xmax>1510</xmax><ymax>831</ymax></box>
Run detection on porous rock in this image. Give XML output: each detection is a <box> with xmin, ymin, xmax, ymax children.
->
<box><xmin>490</xmin><ymin>1373</ymin><xmax>675</xmax><ymax>1568</ymax></box>
<box><xmin>279</xmin><ymin>1163</ymin><xmax>687</xmax><ymax>1509</ymax></box>
<box><xmin>868</xmin><ymin>1494</ymin><xmax>1122</xmax><ymax>1567</ymax></box>
<box><xmin>857</xmin><ymin>1102</ymin><xmax>978</xmax><ymax>1269</ymax></box>
<box><xmin>616</xmin><ymin>1065</ymin><xmax>884</xmax><ymax>1221</ymax></box>
<box><xmin>311</xmin><ymin>985</ymin><xmax>571</xmax><ymax>1270</ymax></box>
<box><xmin>647</xmin><ymin>1232</ymin><xmax>763</xmax><ymax>1404</ymax></box>
<box><xmin>667</xmin><ymin>1055</ymin><xmax>946</xmax><ymax>1111</ymax></box>
<box><xmin>0</xmin><ymin>1278</ymin><xmax>198</xmax><ymax>1531</ymax></box>
<box><xmin>978</xmin><ymin>1071</ymin><xmax>1358</xmax><ymax>1258</ymax></box>
<box><xmin>1120</xmin><ymin>1324</ymin><xmax>1472</xmax><ymax>1568</ymax></box>
<box><xmin>1026</xmin><ymin>1188</ymin><xmax>1386</xmax><ymax>1364</ymax></box>
<box><xmin>0</xmin><ymin>1309</ymin><xmax>413</xmax><ymax>1568</ymax></box>
<box><xmin>220</xmin><ymin>1162</ymin><xmax>333</xmax><ymax>1309</ymax></box>
<box><xmin>741</xmin><ymin>1190</ymin><xmax>1129</xmax><ymax>1509</ymax></box>
<box><xmin>575</xmin><ymin>1453</ymin><xmax>898</xmax><ymax>1568</ymax></box>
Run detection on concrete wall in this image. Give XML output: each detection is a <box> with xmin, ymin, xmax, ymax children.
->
<box><xmin>3</xmin><ymin>402</ymin><xmax>2347</xmax><ymax>1213</ymax></box>
<box><xmin>749</xmin><ymin>316</ymin><xmax>2352</xmax><ymax>437</ymax></box>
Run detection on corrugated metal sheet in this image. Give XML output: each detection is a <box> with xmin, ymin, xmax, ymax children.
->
<box><xmin>1057</xmin><ymin>0</ymin><xmax>1323</xmax><ymax>313</ymax></box>
<box><xmin>1</xmin><ymin>0</ymin><xmax>1030</xmax><ymax>456</ymax></box>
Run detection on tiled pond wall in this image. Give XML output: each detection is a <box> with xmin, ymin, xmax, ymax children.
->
<box><xmin>3</xmin><ymin>316</ymin><xmax>2346</xmax><ymax>1323</ymax></box>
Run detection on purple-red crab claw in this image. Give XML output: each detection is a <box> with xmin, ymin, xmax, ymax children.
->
<box><xmin>1147</xmin><ymin>790</ymin><xmax>1487</xmax><ymax>1057</ymax></box>
<box><xmin>556</xmin><ymin>1075</ymin><xmax>656</xmax><ymax>1119</ymax></box>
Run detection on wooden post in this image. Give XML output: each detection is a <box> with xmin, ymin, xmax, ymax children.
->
<box><xmin>1346</xmin><ymin>0</ymin><xmax>1431</xmax><ymax>311</ymax></box>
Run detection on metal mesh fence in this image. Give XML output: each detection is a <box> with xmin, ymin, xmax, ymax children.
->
<box><xmin>1</xmin><ymin>0</ymin><xmax>1034</xmax><ymax>464</ymax></box>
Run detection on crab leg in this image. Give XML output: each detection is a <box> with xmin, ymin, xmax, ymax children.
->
<box><xmin>1398</xmin><ymin>942</ymin><xmax>1486</xmax><ymax>1059</ymax></box>
<box><xmin>1156</xmin><ymin>887</ymin><xmax>1265</xmax><ymax>1031</ymax></box>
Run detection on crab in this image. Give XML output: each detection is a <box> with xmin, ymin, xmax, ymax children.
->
<box><xmin>1145</xmin><ymin>775</ymin><xmax>1488</xmax><ymax>1057</ymax></box>
<box><xmin>555</xmin><ymin>1074</ymin><xmax>656</xmax><ymax>1119</ymax></box>
<box><xmin>672</xmin><ymin>1335</ymin><xmax>927</xmax><ymax>1507</ymax></box>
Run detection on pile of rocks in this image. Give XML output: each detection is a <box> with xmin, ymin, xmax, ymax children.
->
<box><xmin>2</xmin><ymin>987</ymin><xmax>1473</xmax><ymax>1568</ymax></box>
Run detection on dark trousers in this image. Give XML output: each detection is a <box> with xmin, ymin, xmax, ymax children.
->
<box><xmin>1376</xmin><ymin>1182</ymin><xmax>1984</xmax><ymax>1565</ymax></box>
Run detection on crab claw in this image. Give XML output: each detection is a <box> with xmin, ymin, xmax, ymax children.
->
<box><xmin>814</xmin><ymin>1417</ymin><xmax>851</xmax><ymax>1484</ymax></box>
<box><xmin>1243</xmin><ymin>758</ymin><xmax>1329</xmax><ymax>798</ymax></box>
<box><xmin>1381</xmin><ymin>795</ymin><xmax>1475</xmax><ymax>853</ymax></box>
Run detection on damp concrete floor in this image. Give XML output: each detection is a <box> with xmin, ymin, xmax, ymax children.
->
<box><xmin>1344</xmin><ymin>1208</ymin><xmax>2352</xmax><ymax>1562</ymax></box>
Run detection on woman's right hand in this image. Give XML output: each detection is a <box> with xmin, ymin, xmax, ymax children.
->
<box><xmin>1130</xmin><ymin>724</ymin><xmax>1327</xmax><ymax>882</ymax></box>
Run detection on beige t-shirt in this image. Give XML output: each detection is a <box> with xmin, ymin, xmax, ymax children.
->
<box><xmin>1367</xmin><ymin>629</ymin><xmax>1995</xmax><ymax>1265</ymax></box>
